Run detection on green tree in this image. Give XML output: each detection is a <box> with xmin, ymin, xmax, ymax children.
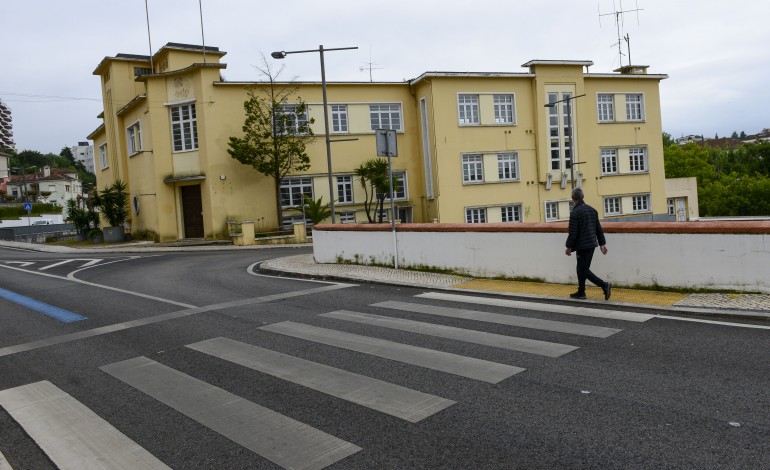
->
<box><xmin>662</xmin><ymin>131</ymin><xmax>675</xmax><ymax>147</ymax></box>
<box><xmin>354</xmin><ymin>158</ymin><xmax>399</xmax><ymax>223</ymax></box>
<box><xmin>731</xmin><ymin>131</ymin><xmax>739</xmax><ymax>139</ymax></box>
<box><xmin>739</xmin><ymin>131</ymin><xmax>747</xmax><ymax>139</ymax></box>
<box><xmin>227</xmin><ymin>57</ymin><xmax>316</xmax><ymax>226</ymax></box>
<box><xmin>297</xmin><ymin>195</ymin><xmax>331</xmax><ymax>225</ymax></box>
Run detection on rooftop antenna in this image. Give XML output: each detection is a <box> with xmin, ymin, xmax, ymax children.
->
<box><xmin>198</xmin><ymin>0</ymin><xmax>206</xmax><ymax>64</ymax></box>
<box><xmin>144</xmin><ymin>0</ymin><xmax>154</xmax><ymax>72</ymax></box>
<box><xmin>359</xmin><ymin>46</ymin><xmax>382</xmax><ymax>82</ymax></box>
<box><xmin>598</xmin><ymin>0</ymin><xmax>643</xmax><ymax>67</ymax></box>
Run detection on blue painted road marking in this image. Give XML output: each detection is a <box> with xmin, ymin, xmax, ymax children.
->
<box><xmin>0</xmin><ymin>288</ymin><xmax>87</xmax><ymax>323</ymax></box>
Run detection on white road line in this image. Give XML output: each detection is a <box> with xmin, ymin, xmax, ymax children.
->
<box><xmin>188</xmin><ymin>337</ymin><xmax>455</xmax><ymax>422</ymax></box>
<box><xmin>373</xmin><ymin>301</ymin><xmax>622</xmax><ymax>338</ymax></box>
<box><xmin>654</xmin><ymin>315</ymin><xmax>770</xmax><ymax>329</ymax></box>
<box><xmin>322</xmin><ymin>311</ymin><xmax>578</xmax><ymax>357</ymax></box>
<box><xmin>101</xmin><ymin>356</ymin><xmax>361</xmax><ymax>469</ymax></box>
<box><xmin>0</xmin><ymin>284</ymin><xmax>353</xmax><ymax>358</ymax></box>
<box><xmin>0</xmin><ymin>381</ymin><xmax>170</xmax><ymax>470</ymax></box>
<box><xmin>260</xmin><ymin>321</ymin><xmax>525</xmax><ymax>383</ymax></box>
<box><xmin>418</xmin><ymin>292</ymin><xmax>656</xmax><ymax>322</ymax></box>
<box><xmin>5</xmin><ymin>261</ymin><xmax>34</xmax><ymax>267</ymax></box>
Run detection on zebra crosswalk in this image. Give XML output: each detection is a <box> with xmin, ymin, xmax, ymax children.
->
<box><xmin>0</xmin><ymin>292</ymin><xmax>648</xmax><ymax>469</ymax></box>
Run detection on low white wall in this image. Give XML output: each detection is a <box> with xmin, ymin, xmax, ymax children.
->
<box><xmin>313</xmin><ymin>227</ymin><xmax>770</xmax><ymax>293</ymax></box>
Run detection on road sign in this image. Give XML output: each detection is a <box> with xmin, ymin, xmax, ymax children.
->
<box><xmin>375</xmin><ymin>129</ymin><xmax>398</xmax><ymax>157</ymax></box>
<box><xmin>23</xmin><ymin>203</ymin><xmax>32</xmax><ymax>211</ymax></box>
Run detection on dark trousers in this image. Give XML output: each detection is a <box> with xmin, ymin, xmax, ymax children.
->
<box><xmin>576</xmin><ymin>248</ymin><xmax>605</xmax><ymax>293</ymax></box>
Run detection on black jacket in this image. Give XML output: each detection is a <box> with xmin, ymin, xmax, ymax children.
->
<box><xmin>566</xmin><ymin>201</ymin><xmax>606</xmax><ymax>250</ymax></box>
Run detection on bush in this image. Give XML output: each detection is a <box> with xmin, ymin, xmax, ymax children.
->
<box><xmin>97</xmin><ymin>180</ymin><xmax>129</xmax><ymax>227</ymax></box>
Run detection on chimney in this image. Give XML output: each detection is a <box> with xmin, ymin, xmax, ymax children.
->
<box><xmin>43</xmin><ymin>165</ymin><xmax>51</xmax><ymax>177</ymax></box>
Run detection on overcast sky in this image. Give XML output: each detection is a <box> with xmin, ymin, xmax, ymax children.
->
<box><xmin>2</xmin><ymin>0</ymin><xmax>768</xmax><ymax>154</ymax></box>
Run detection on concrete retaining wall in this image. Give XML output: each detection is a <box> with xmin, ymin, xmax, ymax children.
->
<box><xmin>312</xmin><ymin>222</ymin><xmax>770</xmax><ymax>293</ymax></box>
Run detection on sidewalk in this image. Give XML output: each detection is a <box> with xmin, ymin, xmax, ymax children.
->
<box><xmin>259</xmin><ymin>254</ymin><xmax>770</xmax><ymax>321</ymax></box>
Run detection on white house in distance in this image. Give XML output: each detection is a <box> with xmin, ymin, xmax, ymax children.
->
<box><xmin>5</xmin><ymin>166</ymin><xmax>83</xmax><ymax>205</ymax></box>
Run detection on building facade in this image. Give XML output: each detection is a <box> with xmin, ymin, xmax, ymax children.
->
<box><xmin>0</xmin><ymin>99</ymin><xmax>14</xmax><ymax>150</ymax></box>
<box><xmin>89</xmin><ymin>43</ymin><xmax>669</xmax><ymax>242</ymax></box>
<box><xmin>5</xmin><ymin>166</ymin><xmax>83</xmax><ymax>205</ymax></box>
<box><xmin>71</xmin><ymin>141</ymin><xmax>95</xmax><ymax>174</ymax></box>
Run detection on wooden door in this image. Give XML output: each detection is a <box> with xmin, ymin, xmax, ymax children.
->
<box><xmin>181</xmin><ymin>185</ymin><xmax>204</xmax><ymax>238</ymax></box>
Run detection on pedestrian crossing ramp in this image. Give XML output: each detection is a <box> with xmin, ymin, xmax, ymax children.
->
<box><xmin>0</xmin><ymin>293</ymin><xmax>653</xmax><ymax>469</ymax></box>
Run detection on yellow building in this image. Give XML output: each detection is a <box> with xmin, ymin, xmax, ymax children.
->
<box><xmin>89</xmin><ymin>43</ymin><xmax>669</xmax><ymax>241</ymax></box>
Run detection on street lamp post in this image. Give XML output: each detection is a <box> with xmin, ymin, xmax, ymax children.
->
<box><xmin>545</xmin><ymin>93</ymin><xmax>585</xmax><ymax>189</ymax></box>
<box><xmin>271</xmin><ymin>45</ymin><xmax>358</xmax><ymax>224</ymax></box>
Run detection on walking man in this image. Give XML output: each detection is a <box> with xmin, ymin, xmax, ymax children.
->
<box><xmin>565</xmin><ymin>188</ymin><xmax>612</xmax><ymax>300</ymax></box>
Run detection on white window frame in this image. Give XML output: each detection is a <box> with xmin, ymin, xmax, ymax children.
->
<box><xmin>377</xmin><ymin>171</ymin><xmax>407</xmax><ymax>201</ymax></box>
<box><xmin>280</xmin><ymin>177</ymin><xmax>313</xmax><ymax>208</ymax></box>
<box><xmin>667</xmin><ymin>198</ymin><xmax>675</xmax><ymax>216</ymax></box>
<box><xmin>604</xmin><ymin>196</ymin><xmax>621</xmax><ymax>216</ymax></box>
<box><xmin>99</xmin><ymin>143</ymin><xmax>108</xmax><ymax>170</ymax></box>
<box><xmin>458</xmin><ymin>94</ymin><xmax>480</xmax><ymax>125</ymax></box>
<box><xmin>331</xmin><ymin>105</ymin><xmax>348</xmax><ymax>133</ymax></box>
<box><xmin>632</xmin><ymin>194</ymin><xmax>651</xmax><ymax>212</ymax></box>
<box><xmin>626</xmin><ymin>93</ymin><xmax>644</xmax><ymax>121</ymax></box>
<box><xmin>501</xmin><ymin>204</ymin><xmax>522</xmax><ymax>222</ymax></box>
<box><xmin>170</xmin><ymin>103</ymin><xmax>198</xmax><ymax>152</ymax></box>
<box><xmin>465</xmin><ymin>207</ymin><xmax>487</xmax><ymax>223</ymax></box>
<box><xmin>338</xmin><ymin>211</ymin><xmax>356</xmax><ymax>223</ymax></box>
<box><xmin>597</xmin><ymin>94</ymin><xmax>615</xmax><ymax>122</ymax></box>
<box><xmin>601</xmin><ymin>148</ymin><xmax>618</xmax><ymax>175</ymax></box>
<box><xmin>493</xmin><ymin>94</ymin><xmax>515</xmax><ymax>124</ymax></box>
<box><xmin>336</xmin><ymin>175</ymin><xmax>353</xmax><ymax>204</ymax></box>
<box><xmin>462</xmin><ymin>154</ymin><xmax>484</xmax><ymax>183</ymax></box>
<box><xmin>275</xmin><ymin>104</ymin><xmax>309</xmax><ymax>135</ymax></box>
<box><xmin>629</xmin><ymin>147</ymin><xmax>648</xmax><ymax>173</ymax></box>
<box><xmin>497</xmin><ymin>153</ymin><xmax>519</xmax><ymax>181</ymax></box>
<box><xmin>126</xmin><ymin>121</ymin><xmax>142</xmax><ymax>155</ymax></box>
<box><xmin>369</xmin><ymin>104</ymin><xmax>402</xmax><ymax>131</ymax></box>
<box><xmin>545</xmin><ymin>201</ymin><xmax>559</xmax><ymax>222</ymax></box>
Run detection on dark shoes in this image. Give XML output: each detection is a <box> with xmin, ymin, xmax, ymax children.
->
<box><xmin>569</xmin><ymin>291</ymin><xmax>587</xmax><ymax>299</ymax></box>
<box><xmin>603</xmin><ymin>282</ymin><xmax>612</xmax><ymax>301</ymax></box>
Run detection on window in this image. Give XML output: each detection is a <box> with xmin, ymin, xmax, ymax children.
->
<box><xmin>331</xmin><ymin>105</ymin><xmax>348</xmax><ymax>133</ymax></box>
<box><xmin>339</xmin><ymin>211</ymin><xmax>356</xmax><ymax>223</ymax></box>
<box><xmin>597</xmin><ymin>94</ymin><xmax>614</xmax><ymax>122</ymax></box>
<box><xmin>604</xmin><ymin>197</ymin><xmax>621</xmax><ymax>215</ymax></box>
<box><xmin>462</xmin><ymin>155</ymin><xmax>483</xmax><ymax>183</ymax></box>
<box><xmin>99</xmin><ymin>143</ymin><xmax>108</xmax><ymax>169</ymax></box>
<box><xmin>458</xmin><ymin>95</ymin><xmax>479</xmax><ymax>125</ymax></box>
<box><xmin>629</xmin><ymin>147</ymin><xmax>648</xmax><ymax>172</ymax></box>
<box><xmin>377</xmin><ymin>171</ymin><xmax>407</xmax><ymax>200</ymax></box>
<box><xmin>501</xmin><ymin>205</ymin><xmax>522</xmax><ymax>222</ymax></box>
<box><xmin>275</xmin><ymin>104</ymin><xmax>309</xmax><ymax>134</ymax></box>
<box><xmin>601</xmin><ymin>148</ymin><xmax>618</xmax><ymax>175</ymax></box>
<box><xmin>493</xmin><ymin>95</ymin><xmax>514</xmax><ymax>124</ymax></box>
<box><xmin>465</xmin><ymin>208</ymin><xmax>487</xmax><ymax>223</ymax></box>
<box><xmin>65</xmin><ymin>185</ymin><xmax>71</xmax><ymax>192</ymax></box>
<box><xmin>562</xmin><ymin>92</ymin><xmax>573</xmax><ymax>170</ymax></box>
<box><xmin>280</xmin><ymin>177</ymin><xmax>313</xmax><ymax>207</ymax></box>
<box><xmin>545</xmin><ymin>202</ymin><xmax>559</xmax><ymax>221</ymax></box>
<box><xmin>126</xmin><ymin>121</ymin><xmax>142</xmax><ymax>155</ymax></box>
<box><xmin>497</xmin><ymin>153</ymin><xmax>519</xmax><ymax>181</ymax></box>
<box><xmin>632</xmin><ymin>194</ymin><xmax>650</xmax><ymax>212</ymax></box>
<box><xmin>548</xmin><ymin>93</ymin><xmax>560</xmax><ymax>170</ymax></box>
<box><xmin>281</xmin><ymin>214</ymin><xmax>309</xmax><ymax>229</ymax></box>
<box><xmin>171</xmin><ymin>103</ymin><xmax>198</xmax><ymax>152</ymax></box>
<box><xmin>134</xmin><ymin>67</ymin><xmax>152</xmax><ymax>77</ymax></box>
<box><xmin>370</xmin><ymin>104</ymin><xmax>402</xmax><ymax>131</ymax></box>
<box><xmin>337</xmin><ymin>175</ymin><xmax>353</xmax><ymax>203</ymax></box>
<box><xmin>626</xmin><ymin>94</ymin><xmax>644</xmax><ymax>121</ymax></box>
<box><xmin>667</xmin><ymin>198</ymin><xmax>675</xmax><ymax>216</ymax></box>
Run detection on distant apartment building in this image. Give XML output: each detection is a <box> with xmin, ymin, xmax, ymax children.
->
<box><xmin>0</xmin><ymin>99</ymin><xmax>14</xmax><ymax>150</ymax></box>
<box><xmin>71</xmin><ymin>141</ymin><xmax>95</xmax><ymax>173</ymax></box>
<box><xmin>89</xmin><ymin>43</ymin><xmax>670</xmax><ymax>241</ymax></box>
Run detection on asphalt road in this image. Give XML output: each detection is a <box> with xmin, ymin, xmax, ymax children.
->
<box><xmin>0</xmin><ymin>246</ymin><xmax>768</xmax><ymax>469</ymax></box>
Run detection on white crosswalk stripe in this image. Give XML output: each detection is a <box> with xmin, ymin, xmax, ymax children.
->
<box><xmin>187</xmin><ymin>337</ymin><xmax>456</xmax><ymax>422</ymax></box>
<box><xmin>417</xmin><ymin>292</ymin><xmax>656</xmax><ymax>322</ymax></box>
<box><xmin>320</xmin><ymin>310</ymin><xmax>579</xmax><ymax>357</ymax></box>
<box><xmin>261</xmin><ymin>321</ymin><xmax>525</xmax><ymax>383</ymax></box>
<box><xmin>100</xmin><ymin>356</ymin><xmax>361</xmax><ymax>470</ymax></box>
<box><xmin>372</xmin><ymin>300</ymin><xmax>622</xmax><ymax>337</ymax></box>
<box><xmin>0</xmin><ymin>381</ymin><xmax>169</xmax><ymax>470</ymax></box>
